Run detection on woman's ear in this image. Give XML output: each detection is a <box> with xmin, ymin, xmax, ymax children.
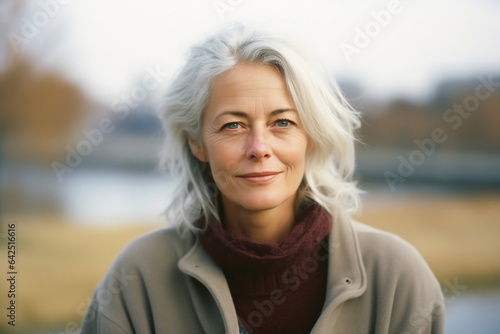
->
<box><xmin>188</xmin><ymin>136</ymin><xmax>208</xmax><ymax>162</ymax></box>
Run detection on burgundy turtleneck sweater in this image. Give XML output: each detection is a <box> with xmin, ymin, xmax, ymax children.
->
<box><xmin>199</xmin><ymin>205</ymin><xmax>332</xmax><ymax>334</ymax></box>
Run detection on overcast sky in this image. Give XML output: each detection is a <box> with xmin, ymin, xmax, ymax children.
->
<box><xmin>4</xmin><ymin>0</ymin><xmax>500</xmax><ymax>103</ymax></box>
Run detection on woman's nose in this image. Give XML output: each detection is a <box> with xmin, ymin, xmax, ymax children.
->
<box><xmin>246</xmin><ymin>128</ymin><xmax>271</xmax><ymax>161</ymax></box>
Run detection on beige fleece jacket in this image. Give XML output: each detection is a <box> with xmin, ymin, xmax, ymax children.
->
<box><xmin>80</xmin><ymin>209</ymin><xmax>445</xmax><ymax>333</ymax></box>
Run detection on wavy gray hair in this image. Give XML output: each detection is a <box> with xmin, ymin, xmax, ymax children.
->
<box><xmin>159</xmin><ymin>23</ymin><xmax>361</xmax><ymax>236</ymax></box>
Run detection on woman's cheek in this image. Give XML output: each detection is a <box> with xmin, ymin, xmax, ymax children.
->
<box><xmin>209</xmin><ymin>147</ymin><xmax>241</xmax><ymax>186</ymax></box>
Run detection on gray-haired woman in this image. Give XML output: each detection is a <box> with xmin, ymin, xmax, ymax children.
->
<box><xmin>80</xmin><ymin>24</ymin><xmax>444</xmax><ymax>334</ymax></box>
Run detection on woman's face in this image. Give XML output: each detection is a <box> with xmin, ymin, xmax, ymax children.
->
<box><xmin>189</xmin><ymin>63</ymin><xmax>309</xmax><ymax>214</ymax></box>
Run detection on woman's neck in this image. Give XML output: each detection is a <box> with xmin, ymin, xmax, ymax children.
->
<box><xmin>220</xmin><ymin>196</ymin><xmax>297</xmax><ymax>243</ymax></box>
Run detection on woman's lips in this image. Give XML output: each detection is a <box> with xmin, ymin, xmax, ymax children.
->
<box><xmin>237</xmin><ymin>172</ymin><xmax>281</xmax><ymax>184</ymax></box>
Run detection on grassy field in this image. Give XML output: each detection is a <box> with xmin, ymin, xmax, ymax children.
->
<box><xmin>0</xmin><ymin>192</ymin><xmax>499</xmax><ymax>332</ymax></box>
<box><xmin>356</xmin><ymin>192</ymin><xmax>500</xmax><ymax>286</ymax></box>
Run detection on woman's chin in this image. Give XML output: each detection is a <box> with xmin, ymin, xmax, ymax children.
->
<box><xmin>228</xmin><ymin>193</ymin><xmax>295</xmax><ymax>213</ymax></box>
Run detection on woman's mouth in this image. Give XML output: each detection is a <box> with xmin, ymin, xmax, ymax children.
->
<box><xmin>237</xmin><ymin>172</ymin><xmax>282</xmax><ymax>184</ymax></box>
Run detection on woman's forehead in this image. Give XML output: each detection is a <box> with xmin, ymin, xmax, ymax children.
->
<box><xmin>207</xmin><ymin>63</ymin><xmax>294</xmax><ymax>110</ymax></box>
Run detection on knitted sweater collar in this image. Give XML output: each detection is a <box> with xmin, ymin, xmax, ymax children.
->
<box><xmin>199</xmin><ymin>204</ymin><xmax>332</xmax><ymax>296</ymax></box>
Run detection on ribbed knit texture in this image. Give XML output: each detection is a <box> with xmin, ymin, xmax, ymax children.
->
<box><xmin>199</xmin><ymin>204</ymin><xmax>332</xmax><ymax>334</ymax></box>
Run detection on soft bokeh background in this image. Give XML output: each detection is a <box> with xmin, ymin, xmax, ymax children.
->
<box><xmin>1</xmin><ymin>0</ymin><xmax>499</xmax><ymax>333</ymax></box>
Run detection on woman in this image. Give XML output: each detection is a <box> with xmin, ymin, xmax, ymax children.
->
<box><xmin>80</xmin><ymin>24</ymin><xmax>444</xmax><ymax>334</ymax></box>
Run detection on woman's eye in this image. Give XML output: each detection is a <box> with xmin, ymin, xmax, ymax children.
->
<box><xmin>276</xmin><ymin>119</ymin><xmax>291</xmax><ymax>127</ymax></box>
<box><xmin>225</xmin><ymin>122</ymin><xmax>240</xmax><ymax>130</ymax></box>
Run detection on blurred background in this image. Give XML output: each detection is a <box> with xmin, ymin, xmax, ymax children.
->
<box><xmin>0</xmin><ymin>0</ymin><xmax>499</xmax><ymax>333</ymax></box>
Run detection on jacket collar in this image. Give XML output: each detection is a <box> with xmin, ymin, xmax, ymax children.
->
<box><xmin>178</xmin><ymin>234</ymin><xmax>240</xmax><ymax>333</ymax></box>
<box><xmin>312</xmin><ymin>208</ymin><xmax>367</xmax><ymax>332</ymax></box>
<box><xmin>178</xmin><ymin>208</ymin><xmax>367</xmax><ymax>333</ymax></box>
<box><xmin>326</xmin><ymin>208</ymin><xmax>367</xmax><ymax>301</ymax></box>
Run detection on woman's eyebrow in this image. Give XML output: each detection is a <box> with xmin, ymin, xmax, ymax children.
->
<box><xmin>270</xmin><ymin>108</ymin><xmax>298</xmax><ymax>116</ymax></box>
<box><xmin>214</xmin><ymin>108</ymin><xmax>298</xmax><ymax>121</ymax></box>
<box><xmin>215</xmin><ymin>111</ymin><xmax>247</xmax><ymax>120</ymax></box>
